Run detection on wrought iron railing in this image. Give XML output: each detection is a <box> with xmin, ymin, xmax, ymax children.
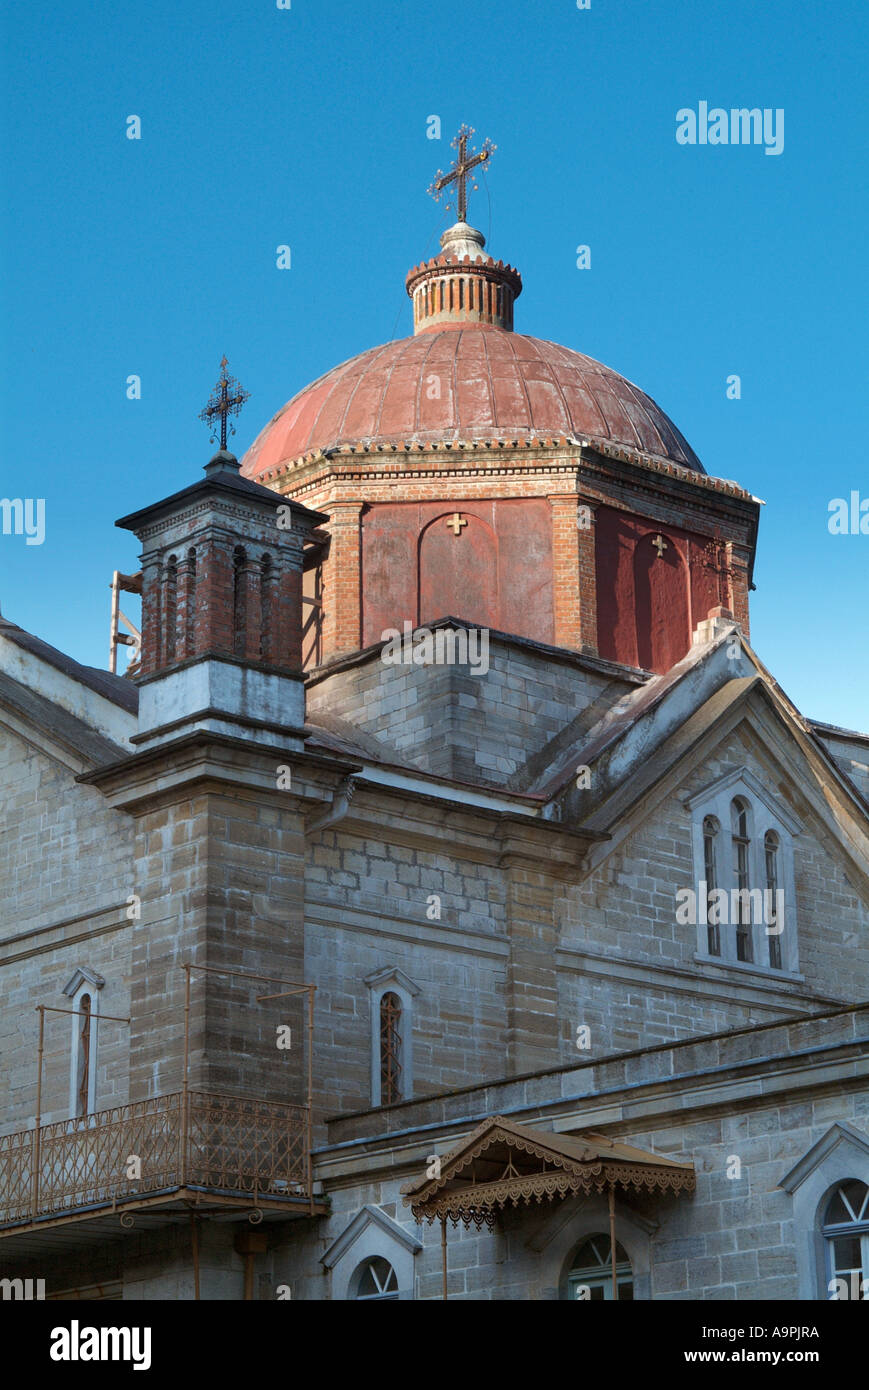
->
<box><xmin>0</xmin><ymin>1091</ymin><xmax>310</xmax><ymax>1227</ymax></box>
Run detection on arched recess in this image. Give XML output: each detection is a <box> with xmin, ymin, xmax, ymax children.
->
<box><xmin>533</xmin><ymin>1191</ymin><xmax>653</xmax><ymax>1300</ymax></box>
<box><xmin>780</xmin><ymin>1124</ymin><xmax>869</xmax><ymax>1299</ymax></box>
<box><xmin>320</xmin><ymin>1204</ymin><xmax>422</xmax><ymax>1301</ymax></box>
<box><xmin>633</xmin><ymin>532</ymin><xmax>690</xmax><ymax>672</ymax></box>
<box><xmin>418</xmin><ymin>512</ymin><xmax>498</xmax><ymax>629</ymax></box>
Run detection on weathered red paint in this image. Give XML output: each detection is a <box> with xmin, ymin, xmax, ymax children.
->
<box><xmin>241</xmin><ymin>327</ymin><xmax>704</xmax><ymax>479</ymax></box>
<box><xmin>595</xmin><ymin>508</ymin><xmax>722</xmax><ymax>673</ymax></box>
<box><xmin>360</xmin><ymin>498</ymin><xmax>554</xmax><ymax>646</ymax></box>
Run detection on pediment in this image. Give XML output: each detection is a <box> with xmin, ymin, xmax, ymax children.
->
<box><xmin>363</xmin><ymin>966</ymin><xmax>420</xmax><ymax>997</ymax></box>
<box><xmin>683</xmin><ymin>765</ymin><xmax>802</xmax><ymax>833</ymax></box>
<box><xmin>62</xmin><ymin>967</ymin><xmax>106</xmax><ymax>997</ymax></box>
<box><xmin>320</xmin><ymin>1204</ymin><xmax>422</xmax><ymax>1269</ymax></box>
<box><xmin>779</xmin><ymin>1123</ymin><xmax>869</xmax><ymax>1195</ymax></box>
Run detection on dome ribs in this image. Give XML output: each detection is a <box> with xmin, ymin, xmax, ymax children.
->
<box><xmin>240</xmin><ymin>327</ymin><xmax>706</xmax><ymax>476</ymax></box>
<box><xmin>417</xmin><ymin>325</ymin><xmax>459</xmax><ymax>436</ymax></box>
<box><xmin>485</xmin><ymin>332</ymin><xmax>532</xmax><ymax>430</ymax></box>
<box><xmin>341</xmin><ymin>348</ymin><xmax>398</xmax><ymax>444</ymax></box>
<box><xmin>376</xmin><ymin>337</ymin><xmax>432</xmax><ymax>440</ymax></box>
<box><xmin>620</xmin><ymin>377</ymin><xmax>703</xmax><ymax>470</ymax></box>
<box><xmin>455</xmin><ymin>328</ymin><xmax>497</xmax><ymax>429</ymax></box>
<box><xmin>310</xmin><ymin>364</ymin><xmax>369</xmax><ymax>450</ymax></box>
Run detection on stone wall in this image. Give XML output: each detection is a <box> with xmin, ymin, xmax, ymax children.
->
<box><xmin>306</xmin><ymin>632</ymin><xmax>637</xmax><ymax>784</ymax></box>
<box><xmin>0</xmin><ymin>727</ymin><xmax>134</xmax><ymax>1132</ymax></box>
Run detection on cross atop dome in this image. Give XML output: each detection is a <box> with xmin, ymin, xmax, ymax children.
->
<box><xmin>412</xmin><ymin>127</ymin><xmax>520</xmax><ymax>335</ymax></box>
<box><xmin>428</xmin><ymin>125</ymin><xmax>495</xmax><ymax>224</ymax></box>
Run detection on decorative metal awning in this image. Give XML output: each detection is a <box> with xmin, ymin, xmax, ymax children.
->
<box><xmin>403</xmin><ymin>1116</ymin><xmax>695</xmax><ymax>1228</ymax></box>
<box><xmin>402</xmin><ymin>1116</ymin><xmax>695</xmax><ymax>1299</ymax></box>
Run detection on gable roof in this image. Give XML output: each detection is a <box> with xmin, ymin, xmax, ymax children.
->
<box><xmin>530</xmin><ymin>622</ymin><xmax>869</xmax><ymax>842</ymax></box>
<box><xmin>779</xmin><ymin>1122</ymin><xmax>869</xmax><ymax>1195</ymax></box>
<box><xmin>0</xmin><ymin>617</ymin><xmax>138</xmax><ymax>714</ymax></box>
<box><xmin>401</xmin><ymin>1115</ymin><xmax>695</xmax><ymax>1227</ymax></box>
<box><xmin>0</xmin><ymin>670</ymin><xmax>130</xmax><ymax>767</ymax></box>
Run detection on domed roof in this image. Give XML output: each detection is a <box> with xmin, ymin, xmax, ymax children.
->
<box><xmin>241</xmin><ymin>325</ymin><xmax>704</xmax><ymax>479</ymax></box>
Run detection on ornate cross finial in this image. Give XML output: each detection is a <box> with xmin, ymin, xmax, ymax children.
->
<box><xmin>198</xmin><ymin>355</ymin><xmax>250</xmax><ymax>451</ymax></box>
<box><xmin>428</xmin><ymin>125</ymin><xmax>496</xmax><ymax>223</ymax></box>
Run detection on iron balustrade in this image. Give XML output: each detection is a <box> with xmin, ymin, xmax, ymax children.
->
<box><xmin>0</xmin><ymin>1090</ymin><xmax>311</xmax><ymax>1227</ymax></box>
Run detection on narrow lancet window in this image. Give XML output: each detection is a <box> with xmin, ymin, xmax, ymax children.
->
<box><xmin>379</xmin><ymin>992</ymin><xmax>402</xmax><ymax>1105</ymax></box>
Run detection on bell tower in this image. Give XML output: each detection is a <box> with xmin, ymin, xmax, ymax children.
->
<box><xmin>98</xmin><ymin>432</ymin><xmax>330</xmax><ymax>1108</ymax></box>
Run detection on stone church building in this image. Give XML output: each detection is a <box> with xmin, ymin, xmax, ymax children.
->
<box><xmin>1</xmin><ymin>162</ymin><xmax>868</xmax><ymax>1301</ymax></box>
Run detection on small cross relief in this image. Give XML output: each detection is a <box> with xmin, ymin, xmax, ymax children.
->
<box><xmin>651</xmin><ymin>533</ymin><xmax>668</xmax><ymax>559</ymax></box>
<box><xmin>446</xmin><ymin>513</ymin><xmax>468</xmax><ymax>536</ymax></box>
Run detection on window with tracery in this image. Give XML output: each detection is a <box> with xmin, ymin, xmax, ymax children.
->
<box><xmin>352</xmin><ymin>1257</ymin><xmax>399</xmax><ymax>1300</ymax></box>
<box><xmin>688</xmin><ymin>774</ymin><xmax>799</xmax><ymax>976</ymax></box>
<box><xmin>379</xmin><ymin>992</ymin><xmax>402</xmax><ymax>1105</ymax></box>
<box><xmin>567</xmin><ymin>1236</ymin><xmax>633</xmax><ymax>1301</ymax></box>
<box><xmin>823</xmin><ymin>1180</ymin><xmax>869</xmax><ymax>1300</ymax></box>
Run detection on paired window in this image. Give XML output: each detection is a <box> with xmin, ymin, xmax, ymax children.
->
<box><xmin>688</xmin><ymin>774</ymin><xmax>798</xmax><ymax>975</ymax></box>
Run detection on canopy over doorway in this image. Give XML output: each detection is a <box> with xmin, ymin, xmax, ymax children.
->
<box><xmin>402</xmin><ymin>1116</ymin><xmax>696</xmax><ymax>1300</ymax></box>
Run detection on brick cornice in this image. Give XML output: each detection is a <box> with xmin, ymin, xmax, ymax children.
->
<box><xmin>251</xmin><ymin>438</ymin><xmax>756</xmax><ymax>504</ymax></box>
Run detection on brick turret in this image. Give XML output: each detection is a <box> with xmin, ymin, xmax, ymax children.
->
<box><xmin>406</xmin><ymin>221</ymin><xmax>522</xmax><ymax>333</ymax></box>
<box><xmin>116</xmin><ymin>449</ymin><xmax>328</xmax><ymax>747</ymax></box>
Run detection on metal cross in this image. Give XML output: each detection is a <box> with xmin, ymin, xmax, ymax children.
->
<box><xmin>199</xmin><ymin>356</ymin><xmax>250</xmax><ymax>451</ymax></box>
<box><xmin>446</xmin><ymin>513</ymin><xmax>468</xmax><ymax>536</ymax></box>
<box><xmin>702</xmin><ymin>537</ymin><xmax>734</xmax><ymax>607</ymax></box>
<box><xmin>652</xmin><ymin>534</ymin><xmax>668</xmax><ymax>558</ymax></box>
<box><xmin>429</xmin><ymin>125</ymin><xmax>496</xmax><ymax>223</ymax></box>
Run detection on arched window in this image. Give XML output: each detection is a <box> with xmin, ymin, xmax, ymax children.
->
<box><xmin>379</xmin><ymin>992</ymin><xmax>402</xmax><ymax>1105</ymax></box>
<box><xmin>730</xmin><ymin>797</ymin><xmax>753</xmax><ymax>962</ymax></box>
<box><xmin>688</xmin><ymin>770</ymin><xmax>800</xmax><ymax>976</ymax></box>
<box><xmin>823</xmin><ymin>1181</ymin><xmax>869</xmax><ymax>1300</ymax></box>
<box><xmin>232</xmin><ymin>546</ymin><xmax>247</xmax><ymax>656</ymax></box>
<box><xmin>351</xmin><ymin>1257</ymin><xmax>400</xmax><ymax>1301</ymax></box>
<box><xmin>184</xmin><ymin>547</ymin><xmax>197</xmax><ymax>657</ymax></box>
<box><xmin>76</xmin><ymin>994</ymin><xmax>92</xmax><ymax>1118</ymax></box>
<box><xmin>260</xmin><ymin>553</ymin><xmax>273</xmax><ymax>662</ymax></box>
<box><xmin>702</xmin><ymin>815</ymin><xmax>721</xmax><ymax>956</ymax></box>
<box><xmin>567</xmin><ymin>1236</ymin><xmax>633</xmax><ymax>1301</ymax></box>
<box><xmin>365</xmin><ymin>969</ymin><xmax>419</xmax><ymax>1107</ymax></box>
<box><xmin>164</xmin><ymin>555</ymin><xmax>178</xmax><ymax>663</ymax></box>
<box><xmin>764</xmin><ymin>830</ymin><xmax>782</xmax><ymax>969</ymax></box>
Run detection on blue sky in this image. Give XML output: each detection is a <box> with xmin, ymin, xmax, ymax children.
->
<box><xmin>0</xmin><ymin>0</ymin><xmax>866</xmax><ymax>729</ymax></box>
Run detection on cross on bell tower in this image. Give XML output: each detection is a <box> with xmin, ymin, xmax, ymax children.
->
<box><xmin>199</xmin><ymin>356</ymin><xmax>250</xmax><ymax>451</ymax></box>
<box><xmin>428</xmin><ymin>125</ymin><xmax>496</xmax><ymax>223</ymax></box>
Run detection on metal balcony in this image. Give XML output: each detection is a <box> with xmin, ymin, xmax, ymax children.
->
<box><xmin>0</xmin><ymin>1090</ymin><xmax>318</xmax><ymax>1237</ymax></box>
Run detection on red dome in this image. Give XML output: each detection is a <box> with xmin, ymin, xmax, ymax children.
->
<box><xmin>241</xmin><ymin>325</ymin><xmax>704</xmax><ymax>478</ymax></box>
